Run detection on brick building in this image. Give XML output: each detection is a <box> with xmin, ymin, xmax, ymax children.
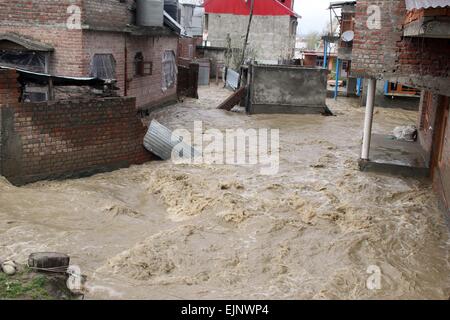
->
<box><xmin>0</xmin><ymin>0</ymin><xmax>181</xmax><ymax>110</ymax></box>
<box><xmin>352</xmin><ymin>0</ymin><xmax>450</xmax><ymax>211</ymax></box>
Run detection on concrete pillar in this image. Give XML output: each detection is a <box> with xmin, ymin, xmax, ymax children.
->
<box><xmin>361</xmin><ymin>78</ymin><xmax>377</xmax><ymax>160</ymax></box>
<box><xmin>334</xmin><ymin>58</ymin><xmax>340</xmax><ymax>100</ymax></box>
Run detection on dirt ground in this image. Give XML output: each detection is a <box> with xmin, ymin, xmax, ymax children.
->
<box><xmin>1</xmin><ymin>86</ymin><xmax>449</xmax><ymax>299</ymax></box>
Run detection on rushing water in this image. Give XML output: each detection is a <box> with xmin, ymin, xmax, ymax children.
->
<box><xmin>1</xmin><ymin>86</ymin><xmax>449</xmax><ymax>299</ymax></box>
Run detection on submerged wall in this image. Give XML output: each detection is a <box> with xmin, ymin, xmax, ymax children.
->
<box><xmin>0</xmin><ymin>70</ymin><xmax>153</xmax><ymax>185</ymax></box>
<box><xmin>248</xmin><ymin>65</ymin><xmax>328</xmax><ymax>114</ymax></box>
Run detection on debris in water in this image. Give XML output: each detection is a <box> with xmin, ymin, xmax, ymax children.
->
<box><xmin>1</xmin><ymin>260</ymin><xmax>17</xmax><ymax>275</ymax></box>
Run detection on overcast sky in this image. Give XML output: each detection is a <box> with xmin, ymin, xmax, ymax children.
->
<box><xmin>294</xmin><ymin>0</ymin><xmax>334</xmax><ymax>35</ymax></box>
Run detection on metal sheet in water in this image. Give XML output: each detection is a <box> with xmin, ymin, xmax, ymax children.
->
<box><xmin>144</xmin><ymin>119</ymin><xmax>198</xmax><ymax>160</ymax></box>
<box><xmin>197</xmin><ymin>59</ymin><xmax>210</xmax><ymax>86</ymax></box>
<box><xmin>226</xmin><ymin>68</ymin><xmax>239</xmax><ymax>90</ymax></box>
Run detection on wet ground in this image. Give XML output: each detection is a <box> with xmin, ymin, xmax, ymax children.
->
<box><xmin>1</xmin><ymin>86</ymin><xmax>449</xmax><ymax>299</ymax></box>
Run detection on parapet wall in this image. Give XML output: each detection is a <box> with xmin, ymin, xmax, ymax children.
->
<box><xmin>0</xmin><ymin>70</ymin><xmax>153</xmax><ymax>185</ymax></box>
<box><xmin>248</xmin><ymin>65</ymin><xmax>328</xmax><ymax>114</ymax></box>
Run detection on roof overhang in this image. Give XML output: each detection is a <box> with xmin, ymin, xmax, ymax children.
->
<box><xmin>406</xmin><ymin>0</ymin><xmax>450</xmax><ymax>10</ymax></box>
<box><xmin>328</xmin><ymin>1</ymin><xmax>357</xmax><ymax>9</ymax></box>
<box><xmin>0</xmin><ymin>66</ymin><xmax>112</xmax><ymax>89</ymax></box>
<box><xmin>0</xmin><ymin>33</ymin><xmax>54</xmax><ymax>52</ymax></box>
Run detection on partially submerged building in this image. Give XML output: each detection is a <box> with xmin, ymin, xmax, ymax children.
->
<box><xmin>203</xmin><ymin>0</ymin><xmax>299</xmax><ymax>65</ymax></box>
<box><xmin>352</xmin><ymin>0</ymin><xmax>450</xmax><ymax>211</ymax></box>
<box><xmin>0</xmin><ymin>0</ymin><xmax>181</xmax><ymax>110</ymax></box>
<box><xmin>329</xmin><ymin>1</ymin><xmax>360</xmax><ymax>98</ymax></box>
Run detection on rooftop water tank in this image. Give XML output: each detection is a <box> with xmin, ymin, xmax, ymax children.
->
<box><xmin>136</xmin><ymin>0</ymin><xmax>163</xmax><ymax>27</ymax></box>
<box><xmin>164</xmin><ymin>0</ymin><xmax>179</xmax><ymax>22</ymax></box>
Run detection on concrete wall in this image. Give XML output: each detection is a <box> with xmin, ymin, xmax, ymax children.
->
<box><xmin>0</xmin><ymin>71</ymin><xmax>153</xmax><ymax>185</ymax></box>
<box><xmin>206</xmin><ymin>14</ymin><xmax>296</xmax><ymax>62</ymax></box>
<box><xmin>248</xmin><ymin>65</ymin><xmax>328</xmax><ymax>114</ymax></box>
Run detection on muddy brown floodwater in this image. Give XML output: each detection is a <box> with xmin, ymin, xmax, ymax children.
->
<box><xmin>1</xmin><ymin>86</ymin><xmax>449</xmax><ymax>299</ymax></box>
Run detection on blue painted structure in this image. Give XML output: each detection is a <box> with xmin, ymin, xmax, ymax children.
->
<box><xmin>334</xmin><ymin>58</ymin><xmax>340</xmax><ymax>100</ymax></box>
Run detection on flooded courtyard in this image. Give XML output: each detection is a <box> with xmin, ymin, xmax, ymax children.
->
<box><xmin>1</xmin><ymin>86</ymin><xmax>449</xmax><ymax>299</ymax></box>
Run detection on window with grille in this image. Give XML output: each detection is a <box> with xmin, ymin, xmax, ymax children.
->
<box><xmin>134</xmin><ymin>52</ymin><xmax>153</xmax><ymax>77</ymax></box>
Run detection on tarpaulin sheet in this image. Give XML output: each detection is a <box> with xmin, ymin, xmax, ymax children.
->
<box><xmin>162</xmin><ymin>50</ymin><xmax>177</xmax><ymax>92</ymax></box>
<box><xmin>89</xmin><ymin>54</ymin><xmax>116</xmax><ymax>80</ymax></box>
<box><xmin>406</xmin><ymin>0</ymin><xmax>450</xmax><ymax>10</ymax></box>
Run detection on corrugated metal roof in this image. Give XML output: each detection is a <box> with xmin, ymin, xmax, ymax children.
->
<box><xmin>204</xmin><ymin>0</ymin><xmax>299</xmax><ymax>18</ymax></box>
<box><xmin>406</xmin><ymin>0</ymin><xmax>450</xmax><ymax>10</ymax></box>
<box><xmin>144</xmin><ymin>120</ymin><xmax>199</xmax><ymax>161</ymax></box>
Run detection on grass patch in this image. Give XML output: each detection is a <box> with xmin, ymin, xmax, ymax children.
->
<box><xmin>0</xmin><ymin>268</ymin><xmax>54</xmax><ymax>300</ymax></box>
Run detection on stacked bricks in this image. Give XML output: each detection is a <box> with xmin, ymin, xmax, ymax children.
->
<box><xmin>0</xmin><ymin>69</ymin><xmax>21</xmax><ymax>105</ymax></box>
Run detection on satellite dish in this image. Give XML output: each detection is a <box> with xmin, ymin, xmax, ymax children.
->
<box><xmin>341</xmin><ymin>31</ymin><xmax>355</xmax><ymax>42</ymax></box>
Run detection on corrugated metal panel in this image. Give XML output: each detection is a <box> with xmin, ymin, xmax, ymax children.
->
<box><xmin>144</xmin><ymin>120</ymin><xmax>199</xmax><ymax>161</ymax></box>
<box><xmin>198</xmin><ymin>59</ymin><xmax>210</xmax><ymax>85</ymax></box>
<box><xmin>226</xmin><ymin>68</ymin><xmax>239</xmax><ymax>90</ymax></box>
<box><xmin>406</xmin><ymin>0</ymin><xmax>450</xmax><ymax>10</ymax></box>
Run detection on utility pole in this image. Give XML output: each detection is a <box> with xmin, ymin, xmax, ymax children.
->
<box><xmin>239</xmin><ymin>0</ymin><xmax>255</xmax><ymax>84</ymax></box>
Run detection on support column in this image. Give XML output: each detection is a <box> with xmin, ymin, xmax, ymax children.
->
<box><xmin>361</xmin><ymin>78</ymin><xmax>377</xmax><ymax>160</ymax></box>
<box><xmin>323</xmin><ymin>41</ymin><xmax>328</xmax><ymax>69</ymax></box>
<box><xmin>334</xmin><ymin>58</ymin><xmax>340</xmax><ymax>100</ymax></box>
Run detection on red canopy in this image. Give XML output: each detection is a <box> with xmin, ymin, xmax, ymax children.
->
<box><xmin>204</xmin><ymin>0</ymin><xmax>299</xmax><ymax>17</ymax></box>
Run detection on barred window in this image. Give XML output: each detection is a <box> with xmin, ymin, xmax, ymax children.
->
<box><xmin>134</xmin><ymin>52</ymin><xmax>152</xmax><ymax>77</ymax></box>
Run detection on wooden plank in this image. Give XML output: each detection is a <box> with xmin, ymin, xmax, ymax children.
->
<box><xmin>217</xmin><ymin>86</ymin><xmax>247</xmax><ymax>111</ymax></box>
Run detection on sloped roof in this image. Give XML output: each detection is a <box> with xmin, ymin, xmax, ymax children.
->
<box><xmin>0</xmin><ymin>33</ymin><xmax>54</xmax><ymax>52</ymax></box>
<box><xmin>406</xmin><ymin>0</ymin><xmax>450</xmax><ymax>10</ymax></box>
<box><xmin>204</xmin><ymin>0</ymin><xmax>299</xmax><ymax>18</ymax></box>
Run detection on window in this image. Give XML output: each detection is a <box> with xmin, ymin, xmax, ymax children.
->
<box><xmin>90</xmin><ymin>54</ymin><xmax>116</xmax><ymax>79</ymax></box>
<box><xmin>162</xmin><ymin>50</ymin><xmax>177</xmax><ymax>91</ymax></box>
<box><xmin>316</xmin><ymin>56</ymin><xmax>324</xmax><ymax>67</ymax></box>
<box><xmin>134</xmin><ymin>52</ymin><xmax>144</xmax><ymax>76</ymax></box>
<box><xmin>134</xmin><ymin>52</ymin><xmax>153</xmax><ymax>77</ymax></box>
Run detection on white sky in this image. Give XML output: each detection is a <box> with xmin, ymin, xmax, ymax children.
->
<box><xmin>294</xmin><ymin>0</ymin><xmax>333</xmax><ymax>35</ymax></box>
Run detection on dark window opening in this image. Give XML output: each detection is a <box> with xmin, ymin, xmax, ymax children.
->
<box><xmin>134</xmin><ymin>52</ymin><xmax>152</xmax><ymax>77</ymax></box>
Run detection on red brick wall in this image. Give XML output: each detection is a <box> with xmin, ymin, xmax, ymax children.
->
<box><xmin>0</xmin><ymin>1</ymin><xmax>179</xmax><ymax>109</ymax></box>
<box><xmin>0</xmin><ymin>69</ymin><xmax>21</xmax><ymax>104</ymax></box>
<box><xmin>126</xmin><ymin>35</ymin><xmax>179</xmax><ymax>109</ymax></box>
<box><xmin>303</xmin><ymin>55</ymin><xmax>317</xmax><ymax>67</ymax></box>
<box><xmin>0</xmin><ymin>0</ymin><xmax>86</xmax><ymax>76</ymax></box>
<box><xmin>418</xmin><ymin>91</ymin><xmax>439</xmax><ymax>154</ymax></box>
<box><xmin>0</xmin><ymin>70</ymin><xmax>153</xmax><ymax>185</ymax></box>
<box><xmin>438</xmin><ymin>114</ymin><xmax>450</xmax><ymax>210</ymax></box>
<box><xmin>0</xmin><ymin>0</ymin><xmax>83</xmax><ymax>26</ymax></box>
<box><xmin>178</xmin><ymin>37</ymin><xmax>202</xmax><ymax>60</ymax></box>
<box><xmin>433</xmin><ymin>96</ymin><xmax>450</xmax><ymax>212</ymax></box>
<box><xmin>83</xmin><ymin>0</ymin><xmax>135</xmax><ymax>30</ymax></box>
<box><xmin>351</xmin><ymin>0</ymin><xmax>450</xmax><ymax>96</ymax></box>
